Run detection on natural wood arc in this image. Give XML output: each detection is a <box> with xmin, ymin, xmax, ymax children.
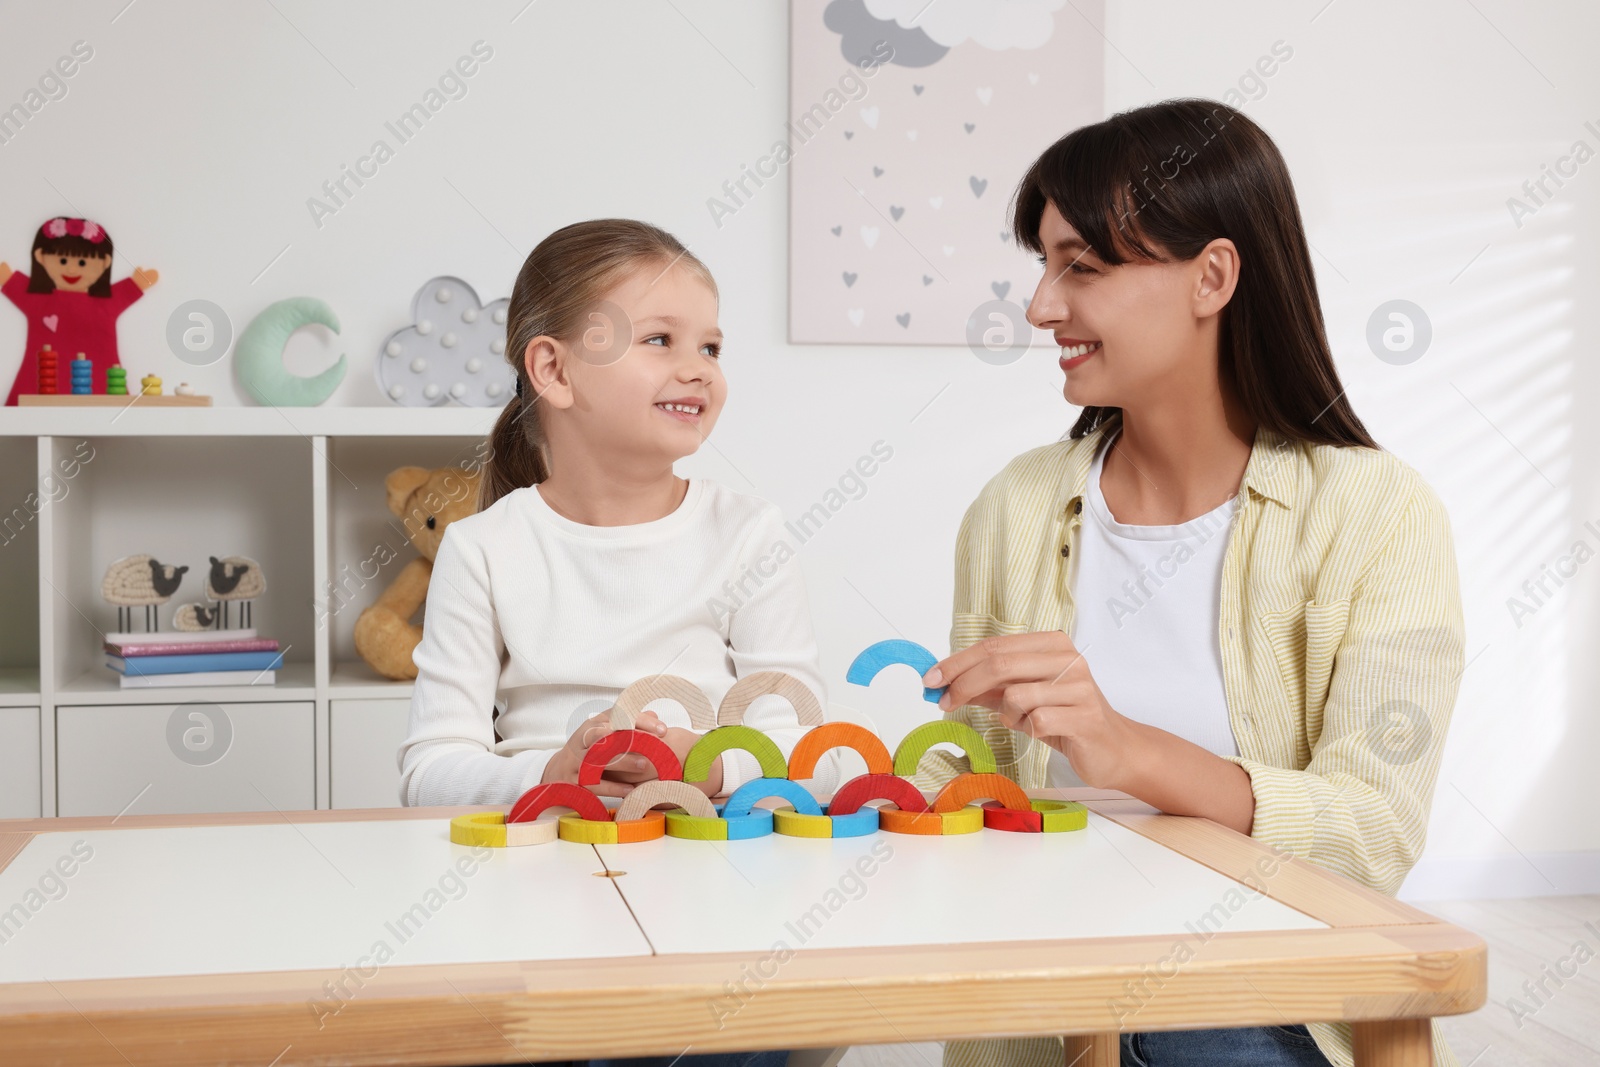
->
<box><xmin>716</xmin><ymin>670</ymin><xmax>825</xmax><ymax>727</ymax></box>
<box><xmin>609</xmin><ymin>675</ymin><xmax>717</xmax><ymax>730</ymax></box>
<box><xmin>1351</xmin><ymin>1018</ymin><xmax>1432</xmax><ymax>1066</ymax></box>
<box><xmin>614</xmin><ymin>780</ymin><xmax>718</xmax><ymax>822</ymax></box>
<box><xmin>1063</xmin><ymin>1032</ymin><xmax>1119</xmax><ymax>1067</ymax></box>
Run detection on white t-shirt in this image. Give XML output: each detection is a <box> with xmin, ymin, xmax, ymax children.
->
<box><xmin>1047</xmin><ymin>429</ymin><xmax>1241</xmax><ymax>787</ymax></box>
<box><xmin>397</xmin><ymin>477</ymin><xmax>839</xmax><ymax>807</ymax></box>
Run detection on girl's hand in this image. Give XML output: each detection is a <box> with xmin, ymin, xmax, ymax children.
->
<box><xmin>923</xmin><ymin>631</ymin><xmax>1148</xmax><ymax>791</ymax></box>
<box><xmin>0</xmin><ymin>262</ymin><xmax>11</xmax><ymax>287</ymax></box>
<box><xmin>587</xmin><ymin>710</ymin><xmax>669</xmax><ymax>785</ymax></box>
<box><xmin>542</xmin><ymin>708</ymin><xmax>639</xmax><ymax>798</ymax></box>
<box><xmin>594</xmin><ymin>715</ymin><xmax>723</xmax><ymax>797</ymax></box>
<box><xmin>132</xmin><ymin>267</ymin><xmax>158</xmax><ymax>291</ymax></box>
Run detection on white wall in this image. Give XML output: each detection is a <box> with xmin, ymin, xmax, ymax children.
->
<box><xmin>0</xmin><ymin>0</ymin><xmax>1594</xmax><ymax>898</ymax></box>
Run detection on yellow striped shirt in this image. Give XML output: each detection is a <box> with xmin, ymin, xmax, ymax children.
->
<box><xmin>910</xmin><ymin>415</ymin><xmax>1466</xmax><ymax>1067</ymax></box>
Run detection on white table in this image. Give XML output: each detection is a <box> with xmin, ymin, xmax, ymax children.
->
<box><xmin>0</xmin><ymin>791</ymin><xmax>1486</xmax><ymax>1066</ymax></box>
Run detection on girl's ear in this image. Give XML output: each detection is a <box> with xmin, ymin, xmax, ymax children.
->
<box><xmin>525</xmin><ymin>335</ymin><xmax>573</xmax><ymax>409</ymax></box>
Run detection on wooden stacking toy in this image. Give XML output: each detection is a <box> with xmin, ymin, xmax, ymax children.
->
<box><xmin>446</xmin><ymin>641</ymin><xmax>1087</xmax><ymax>847</ymax></box>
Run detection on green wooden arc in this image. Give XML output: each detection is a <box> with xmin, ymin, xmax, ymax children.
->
<box><xmin>893</xmin><ymin>720</ymin><xmax>998</xmax><ymax>777</ymax></box>
<box><xmin>683</xmin><ymin>725</ymin><xmax>788</xmax><ymax>783</ymax></box>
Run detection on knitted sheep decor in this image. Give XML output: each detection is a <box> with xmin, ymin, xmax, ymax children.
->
<box><xmin>101</xmin><ymin>555</ymin><xmax>189</xmax><ymax>632</ymax></box>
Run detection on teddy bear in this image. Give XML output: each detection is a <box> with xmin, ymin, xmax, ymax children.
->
<box><xmin>353</xmin><ymin>464</ymin><xmax>481</xmax><ymax>680</ymax></box>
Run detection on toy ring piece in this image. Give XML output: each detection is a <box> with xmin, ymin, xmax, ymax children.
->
<box><xmin>578</xmin><ymin>729</ymin><xmax>684</xmax><ymax>786</ymax></box>
<box><xmin>609</xmin><ymin>675</ymin><xmax>717</xmax><ymax>730</ymax></box>
<box><xmin>716</xmin><ymin>671</ymin><xmax>826</xmax><ymax>727</ymax></box>
<box><xmin>558</xmin><ymin>809</ymin><xmax>667</xmax><ymax>844</ymax></box>
<box><xmin>846</xmin><ymin>639</ymin><xmax>946</xmax><ymax>703</ymax></box>
<box><xmin>450</xmin><ymin>811</ymin><xmax>559</xmax><ymax>847</ymax></box>
<box><xmin>508</xmin><ymin>782</ymin><xmax>611</xmax><ymax>824</ymax></box>
<box><xmin>788</xmin><ymin>722</ymin><xmax>893</xmax><ymax>779</ymax></box>
<box><xmin>614</xmin><ymin>779</ymin><xmax>719</xmax><ymax>823</ymax></box>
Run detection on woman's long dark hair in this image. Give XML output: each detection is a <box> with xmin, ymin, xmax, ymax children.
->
<box><xmin>1011</xmin><ymin>98</ymin><xmax>1378</xmax><ymax>449</ymax></box>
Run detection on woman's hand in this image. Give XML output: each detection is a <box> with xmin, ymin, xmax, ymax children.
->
<box><xmin>923</xmin><ymin>631</ymin><xmax>1148</xmax><ymax>791</ymax></box>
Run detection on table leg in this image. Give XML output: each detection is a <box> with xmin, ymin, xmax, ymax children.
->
<box><xmin>1352</xmin><ymin>1018</ymin><xmax>1432</xmax><ymax>1066</ymax></box>
<box><xmin>1062</xmin><ymin>1032</ymin><xmax>1119</xmax><ymax>1067</ymax></box>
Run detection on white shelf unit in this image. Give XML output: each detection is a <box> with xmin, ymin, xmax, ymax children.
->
<box><xmin>0</xmin><ymin>405</ymin><xmax>499</xmax><ymax>818</ymax></box>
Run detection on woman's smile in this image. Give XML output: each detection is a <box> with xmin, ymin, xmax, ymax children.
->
<box><xmin>1059</xmin><ymin>339</ymin><xmax>1102</xmax><ymax>370</ymax></box>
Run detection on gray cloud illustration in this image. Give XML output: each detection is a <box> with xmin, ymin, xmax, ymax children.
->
<box><xmin>824</xmin><ymin>0</ymin><xmax>949</xmax><ymax>68</ymax></box>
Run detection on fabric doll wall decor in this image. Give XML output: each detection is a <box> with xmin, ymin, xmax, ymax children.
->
<box><xmin>0</xmin><ymin>217</ymin><xmax>159</xmax><ymax>406</ymax></box>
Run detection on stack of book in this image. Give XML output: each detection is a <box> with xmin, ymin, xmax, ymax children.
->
<box><xmin>103</xmin><ymin>629</ymin><xmax>284</xmax><ymax>689</ymax></box>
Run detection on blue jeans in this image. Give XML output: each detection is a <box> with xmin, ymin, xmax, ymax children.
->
<box><xmin>1123</xmin><ymin>1024</ymin><xmax>1332</xmax><ymax>1066</ymax></box>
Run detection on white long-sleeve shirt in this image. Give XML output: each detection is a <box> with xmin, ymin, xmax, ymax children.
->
<box><xmin>397</xmin><ymin>476</ymin><xmax>839</xmax><ymax>807</ymax></box>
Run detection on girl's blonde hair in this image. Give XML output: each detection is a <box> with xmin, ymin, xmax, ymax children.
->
<box><xmin>479</xmin><ymin>219</ymin><xmax>719</xmax><ymax>511</ymax></box>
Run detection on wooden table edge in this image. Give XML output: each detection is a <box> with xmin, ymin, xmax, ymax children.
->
<box><xmin>0</xmin><ymin>923</ymin><xmax>1486</xmax><ymax>1063</ymax></box>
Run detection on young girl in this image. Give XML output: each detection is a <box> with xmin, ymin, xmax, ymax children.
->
<box><xmin>0</xmin><ymin>217</ymin><xmax>158</xmax><ymax>405</ymax></box>
<box><xmin>913</xmin><ymin>100</ymin><xmax>1465</xmax><ymax>1067</ymax></box>
<box><xmin>397</xmin><ymin>216</ymin><xmax>839</xmax><ymax>835</ymax></box>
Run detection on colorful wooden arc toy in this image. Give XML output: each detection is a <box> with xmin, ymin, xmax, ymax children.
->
<box><xmin>787</xmin><ymin>721</ymin><xmax>893</xmax><ymax>778</ymax></box>
<box><xmin>615</xmin><ymin>779</ymin><xmax>719</xmax><ymax>822</ymax></box>
<box><xmin>442</xmin><ymin>653</ymin><xmax>1097</xmax><ymax>847</ymax></box>
<box><xmin>827</xmin><ymin>773</ymin><xmax>929</xmax><ymax>816</ymax></box>
<box><xmin>507</xmin><ymin>782</ymin><xmax>611</xmax><ymax>824</ymax></box>
<box><xmin>607</xmin><ymin>674</ymin><xmax>717</xmax><ymax>730</ymax></box>
<box><xmin>773</xmin><ymin>804</ymin><xmax>881</xmax><ymax>839</ymax></box>
<box><xmin>449</xmin><ymin>811</ymin><xmax>559</xmax><ymax>847</ymax></box>
<box><xmin>717</xmin><ymin>671</ymin><xmax>826</xmax><ymax>726</ymax></box>
<box><xmin>578</xmin><ymin>729</ymin><xmax>683</xmax><ymax>786</ymax></box>
<box><xmin>846</xmin><ymin>639</ymin><xmax>947</xmax><ymax>703</ymax></box>
<box><xmin>878</xmin><ymin>804</ymin><xmax>985</xmax><ymax>835</ymax></box>
<box><xmin>558</xmin><ymin>809</ymin><xmax>667</xmax><ymax>844</ymax></box>
<box><xmin>932</xmin><ymin>772</ymin><xmax>1032</xmax><ymax>814</ymax></box>
<box><xmin>892</xmin><ymin>720</ymin><xmax>999</xmax><ymax>777</ymax></box>
<box><xmin>684</xmin><ymin>725</ymin><xmax>788</xmax><ymax>783</ymax></box>
<box><xmin>981</xmin><ymin>798</ymin><xmax>1089</xmax><ymax>833</ymax></box>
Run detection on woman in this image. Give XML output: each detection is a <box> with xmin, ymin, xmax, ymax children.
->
<box><xmin>913</xmin><ymin>99</ymin><xmax>1465</xmax><ymax>1067</ymax></box>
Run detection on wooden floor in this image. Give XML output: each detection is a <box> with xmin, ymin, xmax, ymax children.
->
<box><xmin>838</xmin><ymin>895</ymin><xmax>1600</xmax><ymax>1067</ymax></box>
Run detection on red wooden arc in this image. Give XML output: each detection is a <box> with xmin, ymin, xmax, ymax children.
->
<box><xmin>577</xmin><ymin>729</ymin><xmax>683</xmax><ymax>787</ymax></box>
<box><xmin>981</xmin><ymin>801</ymin><xmax>1043</xmax><ymax>833</ymax></box>
<box><xmin>827</xmin><ymin>773</ymin><xmax>929</xmax><ymax>816</ymax></box>
<box><xmin>507</xmin><ymin>782</ymin><xmax>611</xmax><ymax>824</ymax></box>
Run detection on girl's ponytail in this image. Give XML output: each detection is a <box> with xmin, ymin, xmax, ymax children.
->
<box><xmin>479</xmin><ymin>377</ymin><xmax>550</xmax><ymax>512</ymax></box>
<box><xmin>477</xmin><ymin>218</ymin><xmax>717</xmax><ymax>513</ymax></box>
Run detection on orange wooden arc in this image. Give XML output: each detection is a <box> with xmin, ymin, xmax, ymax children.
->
<box><xmin>716</xmin><ymin>671</ymin><xmax>826</xmax><ymax>727</ymax></box>
<box><xmin>931</xmin><ymin>772</ymin><xmax>1031</xmax><ymax>814</ymax></box>
<box><xmin>787</xmin><ymin>722</ymin><xmax>892</xmax><ymax>779</ymax></box>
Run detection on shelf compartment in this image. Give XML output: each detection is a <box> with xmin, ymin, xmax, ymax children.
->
<box><xmin>44</xmin><ymin>435</ymin><xmax>316</xmax><ymax>691</ymax></box>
